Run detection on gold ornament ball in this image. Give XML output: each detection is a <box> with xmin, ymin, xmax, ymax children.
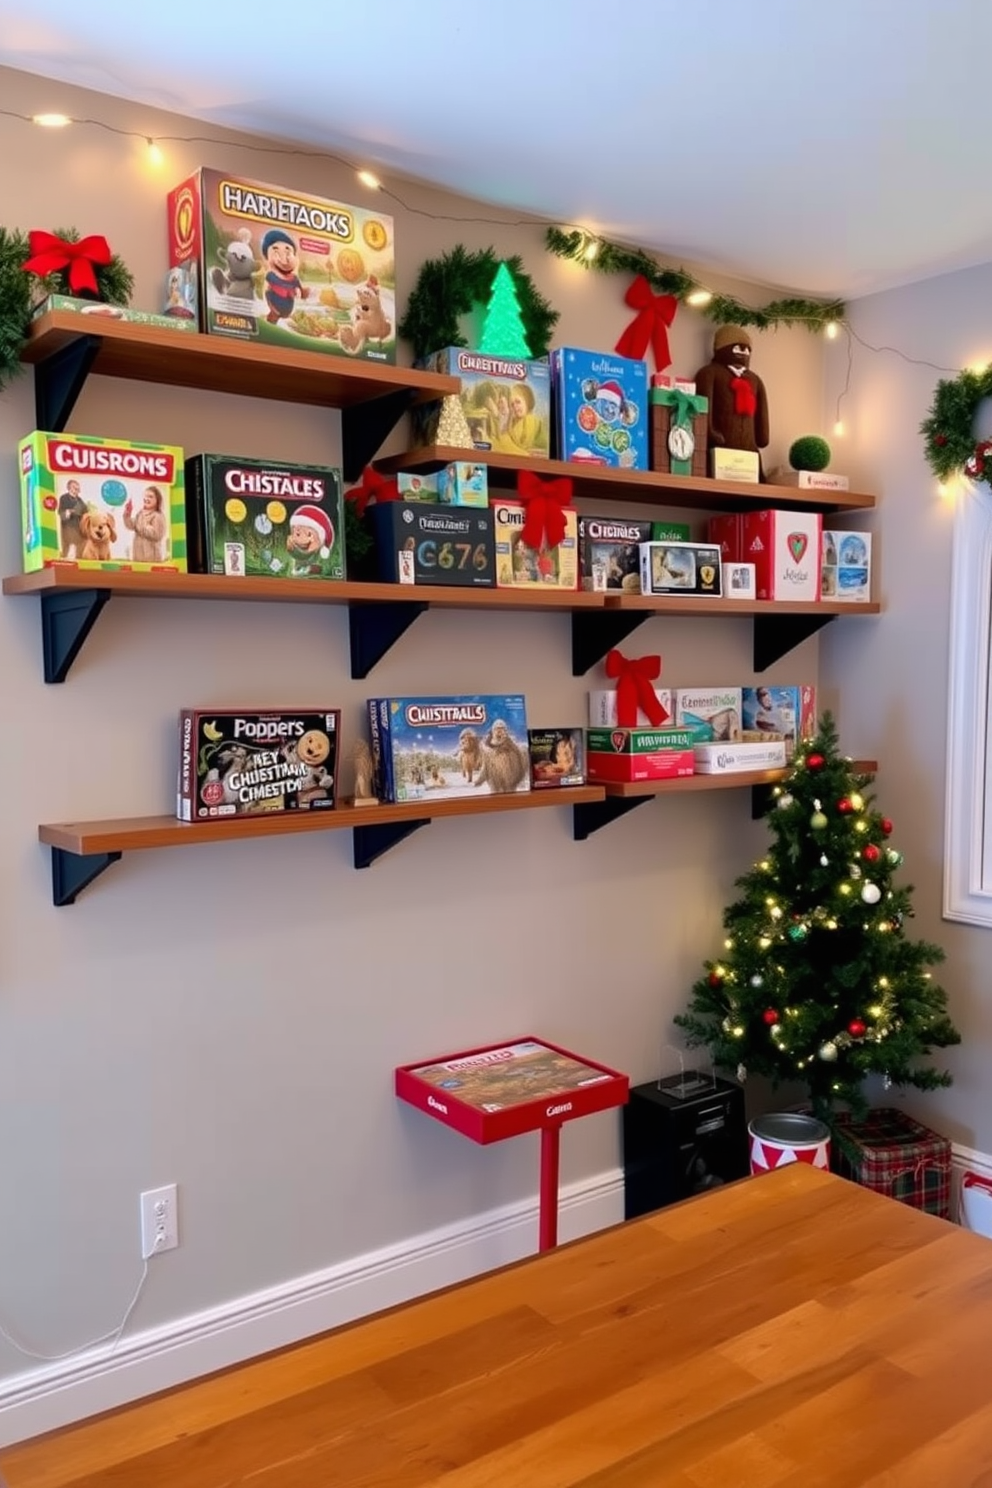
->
<box><xmin>810</xmin><ymin>810</ymin><xmax>828</xmax><ymax>830</ymax></box>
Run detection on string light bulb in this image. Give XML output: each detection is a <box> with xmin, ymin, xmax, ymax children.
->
<box><xmin>687</xmin><ymin>289</ymin><xmax>712</xmax><ymax>307</ymax></box>
<box><xmin>833</xmin><ymin>419</ymin><xmax>845</xmax><ymax>436</ymax></box>
<box><xmin>32</xmin><ymin>113</ymin><xmax>71</xmax><ymax>128</ymax></box>
<box><xmin>825</xmin><ymin>321</ymin><xmax>839</xmax><ymax>340</ymax></box>
<box><xmin>145</xmin><ymin>137</ymin><xmax>163</xmax><ymax>165</ymax></box>
<box><xmin>583</xmin><ymin>238</ymin><xmax>600</xmax><ymax>262</ymax></box>
<box><xmin>357</xmin><ymin>169</ymin><xmax>381</xmax><ymax>191</ymax></box>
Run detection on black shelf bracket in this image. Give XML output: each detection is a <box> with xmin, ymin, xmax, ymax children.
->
<box><xmin>353</xmin><ymin>818</ymin><xmax>430</xmax><ymax>869</ymax></box>
<box><xmin>571</xmin><ymin>609</ymin><xmax>650</xmax><ymax>676</ymax></box>
<box><xmin>573</xmin><ymin>796</ymin><xmax>653</xmax><ymax>840</ymax></box>
<box><xmin>754</xmin><ymin>612</ymin><xmax>836</xmax><ymax>671</ymax></box>
<box><xmin>40</xmin><ymin>588</ymin><xmax>112</xmax><ymax>683</ymax></box>
<box><xmin>348</xmin><ymin>600</ymin><xmax>428</xmax><ymax>679</ymax></box>
<box><xmin>341</xmin><ymin>390</ymin><xmax>420</xmax><ymax>482</ymax></box>
<box><xmin>51</xmin><ymin>849</ymin><xmax>122</xmax><ymax>906</ymax></box>
<box><xmin>34</xmin><ymin>334</ymin><xmax>101</xmax><ymax>432</ymax></box>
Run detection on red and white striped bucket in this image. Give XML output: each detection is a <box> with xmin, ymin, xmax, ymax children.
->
<box><xmin>748</xmin><ymin>1113</ymin><xmax>831</xmax><ymax>1175</ymax></box>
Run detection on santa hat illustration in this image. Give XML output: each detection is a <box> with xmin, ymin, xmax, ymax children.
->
<box><xmin>597</xmin><ymin>380</ymin><xmax>624</xmax><ymax>412</ymax></box>
<box><xmin>292</xmin><ymin>505</ymin><xmax>334</xmax><ymax>558</ymax></box>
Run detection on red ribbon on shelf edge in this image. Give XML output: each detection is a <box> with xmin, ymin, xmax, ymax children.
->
<box><xmin>729</xmin><ymin>375</ymin><xmax>758</xmax><ymax>418</ymax></box>
<box><xmin>516</xmin><ymin>470</ymin><xmax>573</xmax><ymax>552</ymax></box>
<box><xmin>605</xmin><ymin>649</ymin><xmax>668</xmax><ymax>728</ymax></box>
<box><xmin>21</xmin><ymin>230</ymin><xmax>113</xmax><ymax>296</ymax></box>
<box><xmin>346</xmin><ymin>465</ymin><xmax>399</xmax><ymax>517</ymax></box>
<box><xmin>614</xmin><ymin>275</ymin><xmax>677</xmax><ymax>372</ymax></box>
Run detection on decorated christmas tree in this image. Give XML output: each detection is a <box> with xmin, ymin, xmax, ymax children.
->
<box><xmin>675</xmin><ymin>714</ymin><xmax>960</xmax><ymax>1120</ymax></box>
<box><xmin>435</xmin><ymin>394</ymin><xmax>475</xmax><ymax>449</ymax></box>
<box><xmin>479</xmin><ymin>262</ymin><xmax>532</xmax><ymax>359</ymax></box>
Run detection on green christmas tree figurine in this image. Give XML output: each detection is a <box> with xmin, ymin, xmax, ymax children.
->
<box><xmin>479</xmin><ymin>262</ymin><xmax>532</xmax><ymax>359</ymax></box>
<box><xmin>674</xmin><ymin>714</ymin><xmax>960</xmax><ymax>1120</ymax></box>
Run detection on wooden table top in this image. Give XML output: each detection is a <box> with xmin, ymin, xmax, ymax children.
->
<box><xmin>3</xmin><ymin>1163</ymin><xmax>992</xmax><ymax>1487</ymax></box>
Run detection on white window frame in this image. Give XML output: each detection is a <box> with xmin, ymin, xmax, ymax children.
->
<box><xmin>945</xmin><ymin>477</ymin><xmax>992</xmax><ymax>924</ymax></box>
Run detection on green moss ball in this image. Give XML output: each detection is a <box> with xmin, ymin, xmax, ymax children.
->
<box><xmin>789</xmin><ymin>436</ymin><xmax>831</xmax><ymax>472</ymax></box>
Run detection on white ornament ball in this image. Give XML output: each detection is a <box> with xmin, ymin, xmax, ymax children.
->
<box><xmin>778</xmin><ymin>793</ymin><xmax>794</xmax><ymax>810</ymax></box>
<box><xmin>750</xmin><ymin>974</ymin><xmax>764</xmax><ymax>988</ymax></box>
<box><xmin>819</xmin><ymin>1041</ymin><xmax>839</xmax><ymax>1062</ymax></box>
<box><xmin>861</xmin><ymin>883</ymin><xmax>882</xmax><ymax>905</ymax></box>
<box><xmin>737</xmin><ymin>1063</ymin><xmax>748</xmax><ymax>1083</ymax></box>
<box><xmin>820</xmin><ymin>854</ymin><xmax>829</xmax><ymax>867</ymax></box>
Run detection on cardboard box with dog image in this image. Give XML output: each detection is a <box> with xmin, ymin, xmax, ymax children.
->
<box><xmin>19</xmin><ymin>430</ymin><xmax>187</xmax><ymax>573</ymax></box>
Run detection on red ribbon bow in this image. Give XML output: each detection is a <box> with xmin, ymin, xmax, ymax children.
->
<box><xmin>516</xmin><ymin>470</ymin><xmax>572</xmax><ymax>552</ymax></box>
<box><xmin>345</xmin><ymin>465</ymin><xmax>399</xmax><ymax>517</ymax></box>
<box><xmin>22</xmin><ymin>230</ymin><xmax>113</xmax><ymax>296</ymax></box>
<box><xmin>614</xmin><ymin>275</ymin><xmax>677</xmax><ymax>371</ymax></box>
<box><xmin>729</xmin><ymin>375</ymin><xmax>758</xmax><ymax>418</ymax></box>
<box><xmin>605</xmin><ymin>649</ymin><xmax>668</xmax><ymax>728</ymax></box>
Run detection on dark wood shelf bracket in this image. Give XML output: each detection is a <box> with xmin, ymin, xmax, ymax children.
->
<box><xmin>341</xmin><ymin>389</ymin><xmax>420</xmax><ymax>483</ymax></box>
<box><xmin>571</xmin><ymin>609</ymin><xmax>650</xmax><ymax>677</ymax></box>
<box><xmin>50</xmin><ymin>847</ymin><xmax>121</xmax><ymax>906</ymax></box>
<box><xmin>352</xmin><ymin>818</ymin><xmax>430</xmax><ymax>869</ymax></box>
<box><xmin>41</xmin><ymin>588</ymin><xmax>112</xmax><ymax>683</ymax></box>
<box><xmin>34</xmin><ymin>334</ymin><xmax>101</xmax><ymax>432</ymax></box>
<box><xmin>753</xmin><ymin>612</ymin><xmax>836</xmax><ymax>671</ymax></box>
<box><xmin>572</xmin><ymin>796</ymin><xmax>653</xmax><ymax>840</ymax></box>
<box><xmin>348</xmin><ymin>599</ymin><xmax>429</xmax><ymax>679</ymax></box>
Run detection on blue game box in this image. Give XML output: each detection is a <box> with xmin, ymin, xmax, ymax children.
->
<box><xmin>367</xmin><ymin>695</ymin><xmax>531</xmax><ymax>803</ymax></box>
<box><xmin>550</xmin><ymin>347</ymin><xmax>649</xmax><ymax>470</ymax></box>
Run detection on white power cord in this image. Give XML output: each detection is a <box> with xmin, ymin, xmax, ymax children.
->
<box><xmin>0</xmin><ymin>1261</ymin><xmax>149</xmax><ymax>1362</ymax></box>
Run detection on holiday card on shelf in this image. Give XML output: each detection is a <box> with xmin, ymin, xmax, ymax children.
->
<box><xmin>551</xmin><ymin>347</ymin><xmax>648</xmax><ymax>469</ymax></box>
<box><xmin>185</xmin><ymin>454</ymin><xmax>344</xmax><ymax>579</ymax></box>
<box><xmin>177</xmin><ymin>709</ymin><xmax>341</xmax><ymax>820</ymax></box>
<box><xmin>168</xmin><ymin>168</ymin><xmax>396</xmax><ymax>362</ymax></box>
<box><xmin>411</xmin><ymin>349</ymin><xmax>551</xmax><ymax>456</ymax></box>
<box><xmin>367</xmin><ymin>696</ymin><xmax>530</xmax><ymax>804</ymax></box>
<box><xmin>822</xmin><ymin>530</ymin><xmax>871</xmax><ymax>601</ymax></box>
<box><xmin>19</xmin><ymin>431</ymin><xmax>187</xmax><ymax>573</ymax></box>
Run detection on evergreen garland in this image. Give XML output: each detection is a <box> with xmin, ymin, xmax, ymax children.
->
<box><xmin>545</xmin><ymin>227</ymin><xmax>845</xmax><ymax>334</ymax></box>
<box><xmin>0</xmin><ymin>226</ymin><xmax>134</xmax><ymax>392</ymax></box>
<box><xmin>398</xmin><ymin>245</ymin><xmax>559</xmax><ymax>362</ymax></box>
<box><xmin>674</xmin><ymin>713</ymin><xmax>959</xmax><ymax>1121</ymax></box>
<box><xmin>920</xmin><ymin>366</ymin><xmax>992</xmax><ymax>485</ymax></box>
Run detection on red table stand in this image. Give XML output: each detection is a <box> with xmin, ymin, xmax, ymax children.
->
<box><xmin>395</xmin><ymin>1036</ymin><xmax>629</xmax><ymax>1251</ymax></box>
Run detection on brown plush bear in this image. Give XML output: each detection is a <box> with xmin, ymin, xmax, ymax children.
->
<box><xmin>694</xmin><ymin>325</ymin><xmax>770</xmax><ymax>478</ymax></box>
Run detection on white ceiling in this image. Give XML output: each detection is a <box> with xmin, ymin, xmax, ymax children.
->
<box><xmin>1</xmin><ymin>0</ymin><xmax>989</xmax><ymax>300</ymax></box>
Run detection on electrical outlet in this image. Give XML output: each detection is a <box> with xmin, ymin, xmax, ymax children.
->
<box><xmin>140</xmin><ymin>1184</ymin><xmax>178</xmax><ymax>1259</ymax></box>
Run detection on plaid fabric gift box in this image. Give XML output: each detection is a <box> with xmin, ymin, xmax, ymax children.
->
<box><xmin>832</xmin><ymin>1107</ymin><xmax>951</xmax><ymax>1219</ymax></box>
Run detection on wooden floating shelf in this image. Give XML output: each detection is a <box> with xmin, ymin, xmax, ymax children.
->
<box><xmin>39</xmin><ymin>787</ymin><xmax>606</xmax><ymax>857</ymax></box>
<box><xmin>22</xmin><ymin>311</ymin><xmax>459</xmax><ymax>411</ymax></box>
<box><xmin>377</xmin><ymin>446</ymin><xmax>877</xmax><ymax>514</ymax></box>
<box><xmin>605</xmin><ymin>594</ymin><xmax>880</xmax><ymax>618</ymax></box>
<box><xmin>1</xmin><ymin>567</ymin><xmax>601</xmax><ymax>610</ymax></box>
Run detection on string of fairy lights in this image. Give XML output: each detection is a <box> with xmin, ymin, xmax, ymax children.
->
<box><xmin>3</xmin><ymin>105</ymin><xmax>983</xmax><ymax>492</ymax></box>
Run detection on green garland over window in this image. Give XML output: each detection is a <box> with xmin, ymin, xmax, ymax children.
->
<box><xmin>920</xmin><ymin>367</ymin><xmax>992</xmax><ymax>486</ymax></box>
<box><xmin>398</xmin><ymin>245</ymin><xmax>558</xmax><ymax>362</ymax></box>
<box><xmin>0</xmin><ymin>226</ymin><xmax>134</xmax><ymax>392</ymax></box>
<box><xmin>545</xmin><ymin>227</ymin><xmax>844</xmax><ymax>334</ymax></box>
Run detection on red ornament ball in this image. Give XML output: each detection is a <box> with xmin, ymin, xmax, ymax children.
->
<box><xmin>708</xmin><ymin>970</ymin><xmax>723</xmax><ymax>987</ymax></box>
<box><xmin>762</xmin><ymin>1008</ymin><xmax>780</xmax><ymax>1026</ymax></box>
<box><xmin>806</xmin><ymin>753</ymin><xmax>825</xmax><ymax>770</ymax></box>
<box><xmin>837</xmin><ymin>798</ymin><xmax>853</xmax><ymax>814</ymax></box>
<box><xmin>881</xmin><ymin>818</ymin><xmax>893</xmax><ymax>837</ymax></box>
<box><xmin>848</xmin><ymin>1019</ymin><xmax>867</xmax><ymax>1038</ymax></box>
<box><xmin>934</xmin><ymin>434</ymin><xmax>948</xmax><ymax>447</ymax></box>
<box><xmin>863</xmin><ymin>844</ymin><xmax>881</xmax><ymax>863</ymax></box>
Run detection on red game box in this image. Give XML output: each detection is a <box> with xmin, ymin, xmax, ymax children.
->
<box><xmin>395</xmin><ymin>1037</ymin><xmax>629</xmax><ymax>1144</ymax></box>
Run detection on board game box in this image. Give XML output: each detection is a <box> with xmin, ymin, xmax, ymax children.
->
<box><xmin>411</xmin><ymin>348</ymin><xmax>551</xmax><ymax>455</ymax></box>
<box><xmin>528</xmin><ymin>728</ymin><xmax>585</xmax><ymax>788</ymax></box>
<box><xmin>19</xmin><ymin>431</ymin><xmax>187</xmax><ymax>573</ymax></box>
<box><xmin>367</xmin><ymin>695</ymin><xmax>529</xmax><ymax>803</ymax></box>
<box><xmin>639</xmin><ymin>541</ymin><xmax>722</xmax><ymax>597</ymax></box>
<box><xmin>586</xmin><ymin>727</ymin><xmax>696</xmax><ymax>783</ymax></box>
<box><xmin>741</xmin><ymin>685</ymin><xmax>816</xmax><ymax>760</ymax></box>
<box><xmin>33</xmin><ymin>294</ymin><xmax>199</xmax><ymax>334</ymax></box>
<box><xmin>395</xmin><ymin>1037</ymin><xmax>629</xmax><ymax>1144</ymax></box>
<box><xmin>177</xmin><ymin>709</ymin><xmax>340</xmax><ymax>820</ymax></box>
<box><xmin>185</xmin><ymin>454</ymin><xmax>344</xmax><ymax>579</ymax></box>
<box><xmin>492</xmin><ymin>499</ymin><xmax>578</xmax><ymax>589</ymax></box>
<box><xmin>366</xmin><ymin>501</ymin><xmax>495</xmax><ymax>587</ymax></box>
<box><xmin>167</xmin><ymin>168</ymin><xmax>396</xmax><ymax>363</ymax></box>
<box><xmin>551</xmin><ymin>347</ymin><xmax>649</xmax><ymax>470</ymax></box>
<box><xmin>578</xmin><ymin>515</ymin><xmax>652</xmax><ymax>593</ymax></box>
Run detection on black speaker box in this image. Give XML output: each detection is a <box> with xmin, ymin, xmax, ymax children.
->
<box><xmin>622</xmin><ymin>1071</ymin><xmax>750</xmax><ymax>1219</ymax></box>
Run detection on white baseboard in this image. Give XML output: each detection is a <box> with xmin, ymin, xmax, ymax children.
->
<box><xmin>0</xmin><ymin>1166</ymin><xmax>624</xmax><ymax>1448</ymax></box>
